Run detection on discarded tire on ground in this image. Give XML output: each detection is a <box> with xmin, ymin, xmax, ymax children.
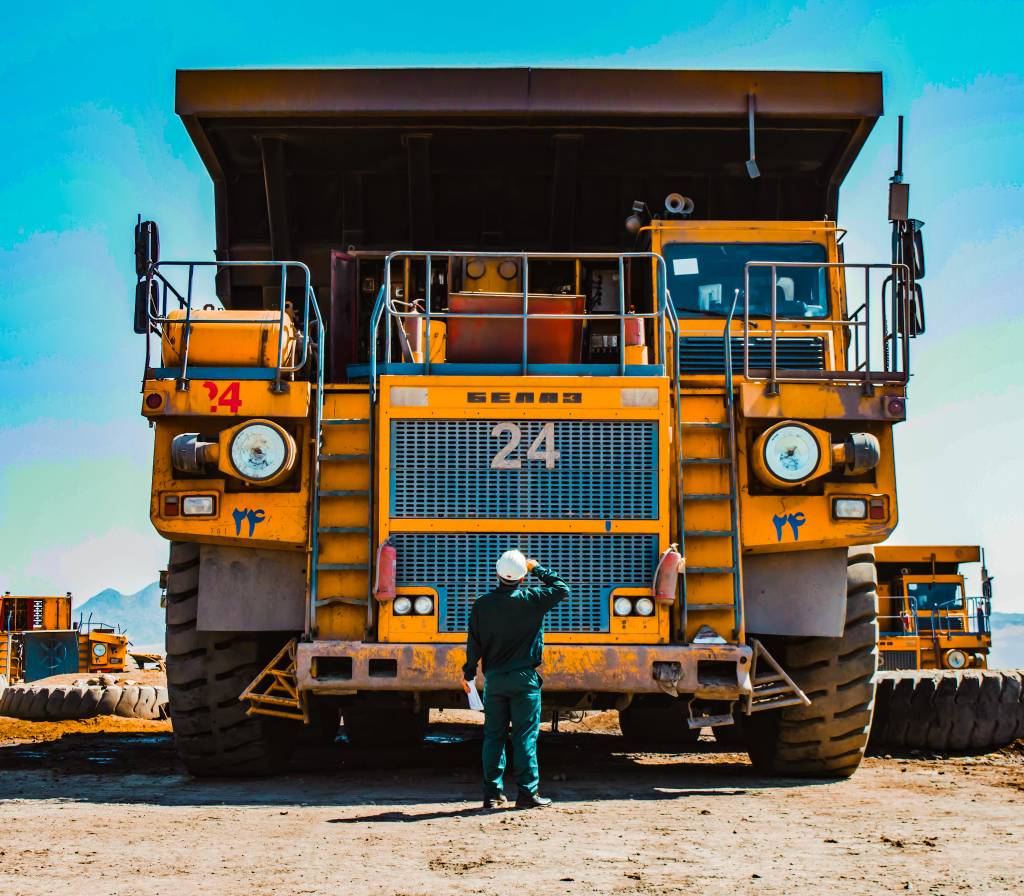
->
<box><xmin>0</xmin><ymin>683</ymin><xmax>169</xmax><ymax>722</ymax></box>
<box><xmin>869</xmin><ymin>669</ymin><xmax>1024</xmax><ymax>753</ymax></box>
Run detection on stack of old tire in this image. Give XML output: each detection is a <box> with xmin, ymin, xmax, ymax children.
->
<box><xmin>0</xmin><ymin>674</ymin><xmax>168</xmax><ymax>721</ymax></box>
<box><xmin>870</xmin><ymin>669</ymin><xmax>1024</xmax><ymax>753</ymax></box>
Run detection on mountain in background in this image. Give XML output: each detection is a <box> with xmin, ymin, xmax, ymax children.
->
<box><xmin>71</xmin><ymin>585</ymin><xmax>1024</xmax><ymax>668</ymax></box>
<box><xmin>76</xmin><ymin>581</ymin><xmax>163</xmax><ymax>648</ymax></box>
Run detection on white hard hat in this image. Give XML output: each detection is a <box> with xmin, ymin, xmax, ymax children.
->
<box><xmin>496</xmin><ymin>549</ymin><xmax>529</xmax><ymax>582</ymax></box>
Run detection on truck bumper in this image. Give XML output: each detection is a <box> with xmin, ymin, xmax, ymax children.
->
<box><xmin>295</xmin><ymin>641</ymin><xmax>753</xmax><ymax>700</ymax></box>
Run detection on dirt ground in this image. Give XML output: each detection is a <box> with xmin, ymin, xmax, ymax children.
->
<box><xmin>0</xmin><ymin>709</ymin><xmax>1021</xmax><ymax>896</ymax></box>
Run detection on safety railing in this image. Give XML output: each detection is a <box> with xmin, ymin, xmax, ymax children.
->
<box><xmin>141</xmin><ymin>260</ymin><xmax>322</xmax><ymax>394</ymax></box>
<box><xmin>368</xmin><ymin>251</ymin><xmax>671</xmax><ymax>400</ymax></box>
<box><xmin>742</xmin><ymin>261</ymin><xmax>912</xmax><ymax>395</ymax></box>
<box><xmin>920</xmin><ymin>596</ymin><xmax>992</xmax><ymax>638</ymax></box>
<box><xmin>879</xmin><ymin>610</ymin><xmax>919</xmax><ymax>638</ymax></box>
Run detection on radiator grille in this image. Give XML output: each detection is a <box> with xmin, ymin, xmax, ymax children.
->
<box><xmin>391</xmin><ymin>532</ymin><xmax>659</xmax><ymax>633</ymax></box>
<box><xmin>390</xmin><ymin>419</ymin><xmax>657</xmax><ymax>519</ymax></box>
<box><xmin>879</xmin><ymin>649</ymin><xmax>919</xmax><ymax>672</ymax></box>
<box><xmin>679</xmin><ymin>336</ymin><xmax>825</xmax><ymax>374</ymax></box>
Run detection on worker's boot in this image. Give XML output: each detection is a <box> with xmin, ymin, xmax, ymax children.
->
<box><xmin>482</xmin><ymin>795</ymin><xmax>508</xmax><ymax>810</ymax></box>
<box><xmin>515</xmin><ymin>790</ymin><xmax>552</xmax><ymax>809</ymax></box>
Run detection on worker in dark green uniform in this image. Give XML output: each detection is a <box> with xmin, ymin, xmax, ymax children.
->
<box><xmin>462</xmin><ymin>549</ymin><xmax>570</xmax><ymax>810</ymax></box>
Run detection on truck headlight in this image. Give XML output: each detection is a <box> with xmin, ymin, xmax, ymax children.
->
<box><xmin>613</xmin><ymin>597</ymin><xmax>633</xmax><ymax>617</ymax></box>
<box><xmin>634</xmin><ymin>597</ymin><xmax>655</xmax><ymax>617</ymax></box>
<box><xmin>227</xmin><ymin>421</ymin><xmax>296</xmax><ymax>484</ymax></box>
<box><xmin>413</xmin><ymin>596</ymin><xmax>434</xmax><ymax>615</ymax></box>
<box><xmin>92</xmin><ymin>643</ymin><xmax>108</xmax><ymax>658</ymax></box>
<box><xmin>944</xmin><ymin>649</ymin><xmax>968</xmax><ymax>670</ymax></box>
<box><xmin>393</xmin><ymin>597</ymin><xmax>413</xmax><ymax>615</ymax></box>
<box><xmin>762</xmin><ymin>424</ymin><xmax>820</xmax><ymax>483</ymax></box>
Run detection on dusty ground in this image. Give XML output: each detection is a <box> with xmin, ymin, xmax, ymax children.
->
<box><xmin>0</xmin><ymin>709</ymin><xmax>1021</xmax><ymax>896</ymax></box>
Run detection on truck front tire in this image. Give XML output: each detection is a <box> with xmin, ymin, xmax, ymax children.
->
<box><xmin>744</xmin><ymin>547</ymin><xmax>879</xmax><ymax>778</ymax></box>
<box><xmin>165</xmin><ymin>542</ymin><xmax>295</xmax><ymax>776</ymax></box>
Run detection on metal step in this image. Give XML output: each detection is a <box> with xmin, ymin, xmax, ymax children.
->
<box><xmin>317</xmin><ymin>526</ymin><xmax>370</xmax><ymax>534</ymax></box>
<box><xmin>681</xmin><ymin>457</ymin><xmax>730</xmax><ymax>465</ymax></box>
<box><xmin>319</xmin><ymin>453</ymin><xmax>369</xmax><ymax>461</ymax></box>
<box><xmin>684</xmin><ymin>529</ymin><xmax>732</xmax><ymax>537</ymax></box>
<box><xmin>681</xmin><ymin>421</ymin><xmax>729</xmax><ymax>429</ymax></box>
<box><xmin>316</xmin><ymin>563</ymin><xmax>369</xmax><ymax>571</ymax></box>
<box><xmin>686</xmin><ymin>602</ymin><xmax>734</xmax><ymax>611</ymax></box>
<box><xmin>318</xmin><ymin>490</ymin><xmax>369</xmax><ymax>498</ymax></box>
<box><xmin>686</xmin><ymin>566</ymin><xmax>735</xmax><ymax>575</ymax></box>
<box><xmin>683</xmin><ymin>493</ymin><xmax>733</xmax><ymax>501</ymax></box>
<box><xmin>321</xmin><ymin>418</ymin><xmax>369</xmax><ymax>425</ymax></box>
<box><xmin>314</xmin><ymin>595</ymin><xmax>369</xmax><ymax>607</ymax></box>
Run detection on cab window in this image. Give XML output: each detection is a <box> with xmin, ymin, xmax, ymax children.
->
<box><xmin>906</xmin><ymin>581</ymin><xmax>964</xmax><ymax>612</ymax></box>
<box><xmin>664</xmin><ymin>242</ymin><xmax>829</xmax><ymax>319</ymax></box>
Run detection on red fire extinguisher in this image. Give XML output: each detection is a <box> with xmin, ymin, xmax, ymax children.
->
<box><xmin>653</xmin><ymin>544</ymin><xmax>684</xmax><ymax>603</ymax></box>
<box><xmin>373</xmin><ymin>538</ymin><xmax>397</xmax><ymax>601</ymax></box>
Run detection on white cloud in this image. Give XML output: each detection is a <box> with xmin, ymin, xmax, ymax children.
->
<box><xmin>3</xmin><ymin>527</ymin><xmax>165</xmax><ymax>606</ymax></box>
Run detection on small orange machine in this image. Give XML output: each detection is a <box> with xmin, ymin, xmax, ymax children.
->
<box><xmin>1</xmin><ymin>592</ymin><xmax>129</xmax><ymax>683</ymax></box>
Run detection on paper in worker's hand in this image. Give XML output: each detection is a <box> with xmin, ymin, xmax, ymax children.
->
<box><xmin>465</xmin><ymin>679</ymin><xmax>484</xmax><ymax>711</ymax></box>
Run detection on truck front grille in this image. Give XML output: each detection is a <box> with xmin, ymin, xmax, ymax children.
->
<box><xmin>391</xmin><ymin>531</ymin><xmax>659</xmax><ymax>633</ymax></box>
<box><xmin>678</xmin><ymin>336</ymin><xmax>825</xmax><ymax>374</ymax></box>
<box><xmin>879</xmin><ymin>650</ymin><xmax>919</xmax><ymax>671</ymax></box>
<box><xmin>390</xmin><ymin>419</ymin><xmax>657</xmax><ymax>520</ymax></box>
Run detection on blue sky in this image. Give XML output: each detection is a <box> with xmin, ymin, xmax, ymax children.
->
<box><xmin>1</xmin><ymin>1</ymin><xmax>1023</xmax><ymax>610</ymax></box>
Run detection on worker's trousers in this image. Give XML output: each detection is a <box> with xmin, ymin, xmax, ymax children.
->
<box><xmin>481</xmin><ymin>667</ymin><xmax>542</xmax><ymax>798</ymax></box>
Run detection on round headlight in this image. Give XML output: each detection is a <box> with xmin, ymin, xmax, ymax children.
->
<box><xmin>413</xmin><ymin>596</ymin><xmax>434</xmax><ymax>615</ymax></box>
<box><xmin>229</xmin><ymin>422</ymin><xmax>292</xmax><ymax>482</ymax></box>
<box><xmin>613</xmin><ymin>597</ymin><xmax>634</xmax><ymax>617</ymax></box>
<box><xmin>944</xmin><ymin>649</ymin><xmax>968</xmax><ymax>670</ymax></box>
<box><xmin>393</xmin><ymin>597</ymin><xmax>412</xmax><ymax>615</ymax></box>
<box><xmin>634</xmin><ymin>597</ymin><xmax>655</xmax><ymax>617</ymax></box>
<box><xmin>92</xmin><ymin>642</ymin><xmax>108</xmax><ymax>658</ymax></box>
<box><xmin>763</xmin><ymin>424</ymin><xmax>821</xmax><ymax>483</ymax></box>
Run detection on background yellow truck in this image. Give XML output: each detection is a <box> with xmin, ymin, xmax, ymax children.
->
<box><xmin>0</xmin><ymin>593</ymin><xmax>128</xmax><ymax>683</ymax></box>
<box><xmin>136</xmin><ymin>68</ymin><xmax>928</xmax><ymax>778</ymax></box>
<box><xmin>876</xmin><ymin>545</ymin><xmax>992</xmax><ymax>671</ymax></box>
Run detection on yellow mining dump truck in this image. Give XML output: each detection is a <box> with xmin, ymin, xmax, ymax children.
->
<box><xmin>0</xmin><ymin>593</ymin><xmax>128</xmax><ymax>683</ymax></box>
<box><xmin>136</xmin><ymin>68</ymin><xmax>927</xmax><ymax>778</ymax></box>
<box><xmin>876</xmin><ymin>545</ymin><xmax>993</xmax><ymax>672</ymax></box>
<box><xmin>869</xmin><ymin>546</ymin><xmax>1022</xmax><ymax>753</ymax></box>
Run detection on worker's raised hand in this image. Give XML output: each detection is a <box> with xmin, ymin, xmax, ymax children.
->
<box><xmin>526</xmin><ymin>558</ymin><xmax>539</xmax><ymax>572</ymax></box>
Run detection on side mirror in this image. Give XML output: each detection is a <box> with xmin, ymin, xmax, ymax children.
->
<box><xmin>911</xmin><ymin>220</ymin><xmax>925</xmax><ymax>280</ymax></box>
<box><xmin>898</xmin><ymin>282</ymin><xmax>926</xmax><ymax>337</ymax></box>
<box><xmin>134</xmin><ymin>278</ymin><xmax>158</xmax><ymax>334</ymax></box>
<box><xmin>134</xmin><ymin>219</ymin><xmax>160</xmax><ymax>278</ymax></box>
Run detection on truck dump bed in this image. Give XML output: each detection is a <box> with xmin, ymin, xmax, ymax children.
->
<box><xmin>176</xmin><ymin>67</ymin><xmax>882</xmax><ymax>302</ymax></box>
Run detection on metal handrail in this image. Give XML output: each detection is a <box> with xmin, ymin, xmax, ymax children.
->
<box><xmin>721</xmin><ymin>288</ymin><xmax>744</xmax><ymax>639</ymax></box>
<box><xmin>664</xmin><ymin>299</ymin><xmax>686</xmax><ymax>640</ymax></box>
<box><xmin>742</xmin><ymin>261</ymin><xmax>912</xmax><ymax>395</ymax></box>
<box><xmin>144</xmin><ymin>260</ymin><xmax>320</xmax><ymax>391</ymax></box>
<box><xmin>368</xmin><ymin>251</ymin><xmax>671</xmax><ymax>393</ymax></box>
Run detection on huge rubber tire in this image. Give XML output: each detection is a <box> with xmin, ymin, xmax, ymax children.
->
<box><xmin>618</xmin><ymin>695</ymin><xmax>702</xmax><ymax>750</ymax></box>
<box><xmin>165</xmin><ymin>542</ymin><xmax>294</xmax><ymax>776</ymax></box>
<box><xmin>869</xmin><ymin>669</ymin><xmax>1024</xmax><ymax>753</ymax></box>
<box><xmin>744</xmin><ymin>547</ymin><xmax>878</xmax><ymax>778</ymax></box>
<box><xmin>342</xmin><ymin>705</ymin><xmax>429</xmax><ymax>748</ymax></box>
<box><xmin>0</xmin><ymin>683</ymin><xmax>168</xmax><ymax>721</ymax></box>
